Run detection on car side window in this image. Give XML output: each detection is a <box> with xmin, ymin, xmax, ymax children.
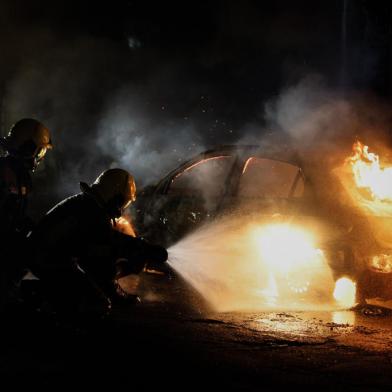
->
<box><xmin>238</xmin><ymin>157</ymin><xmax>304</xmax><ymax>198</ymax></box>
<box><xmin>168</xmin><ymin>156</ymin><xmax>236</xmax><ymax>204</ymax></box>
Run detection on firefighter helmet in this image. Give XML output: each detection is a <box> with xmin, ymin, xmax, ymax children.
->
<box><xmin>1</xmin><ymin>118</ymin><xmax>53</xmax><ymax>170</ymax></box>
<box><xmin>81</xmin><ymin>168</ymin><xmax>136</xmax><ymax>218</ymax></box>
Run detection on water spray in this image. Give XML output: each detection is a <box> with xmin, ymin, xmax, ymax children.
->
<box><xmin>167</xmin><ymin>214</ymin><xmax>348</xmax><ymax>313</ymax></box>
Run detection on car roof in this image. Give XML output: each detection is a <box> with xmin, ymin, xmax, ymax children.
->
<box><xmin>154</xmin><ymin>144</ymin><xmax>304</xmax><ymax>192</ymax></box>
<box><xmin>199</xmin><ymin>144</ymin><xmax>302</xmax><ymax>165</ymax></box>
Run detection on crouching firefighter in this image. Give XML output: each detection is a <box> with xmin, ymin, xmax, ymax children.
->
<box><xmin>29</xmin><ymin>168</ymin><xmax>168</xmax><ymax>319</ymax></box>
<box><xmin>0</xmin><ymin>119</ymin><xmax>53</xmax><ymax>310</ymax></box>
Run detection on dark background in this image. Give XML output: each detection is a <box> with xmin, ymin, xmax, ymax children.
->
<box><xmin>0</xmin><ymin>0</ymin><xmax>392</xmax><ymax>205</ymax></box>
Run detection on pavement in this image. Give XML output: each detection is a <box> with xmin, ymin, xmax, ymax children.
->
<box><xmin>1</xmin><ymin>273</ymin><xmax>392</xmax><ymax>391</ymax></box>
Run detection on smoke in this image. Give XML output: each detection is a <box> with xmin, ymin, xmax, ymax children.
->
<box><xmin>164</xmin><ymin>76</ymin><xmax>392</xmax><ymax>312</ymax></box>
<box><xmin>2</xmin><ymin>4</ymin><xmax>380</xmax><ymax>203</ymax></box>
<box><xmin>1</xmin><ymin>1</ymin><xmax>391</xmax><ymax>202</ymax></box>
<box><xmin>1</xmin><ymin>25</ymin><xmax>232</xmax><ymax>201</ymax></box>
<box><xmin>96</xmin><ymin>87</ymin><xmax>204</xmax><ymax>186</ymax></box>
<box><xmin>263</xmin><ymin>75</ymin><xmax>392</xmax><ymax>156</ymax></box>
<box><xmin>2</xmin><ymin>29</ymin><xmax>138</xmax><ymax>194</ymax></box>
<box><xmin>255</xmin><ymin>75</ymin><xmax>392</xmax><ymax>222</ymax></box>
<box><xmin>1</xmin><ymin>30</ymin><xmax>210</xmax><ymax>200</ymax></box>
<box><xmin>265</xmin><ymin>75</ymin><xmax>352</xmax><ymax>144</ymax></box>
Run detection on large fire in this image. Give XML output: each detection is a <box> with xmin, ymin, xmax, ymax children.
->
<box><xmin>169</xmin><ymin>217</ymin><xmax>357</xmax><ymax>311</ymax></box>
<box><xmin>251</xmin><ymin>223</ymin><xmax>343</xmax><ymax>308</ymax></box>
<box><xmin>253</xmin><ymin>224</ymin><xmax>320</xmax><ymax>278</ymax></box>
<box><xmin>348</xmin><ymin>141</ymin><xmax>392</xmax><ymax>201</ymax></box>
<box><xmin>335</xmin><ymin>140</ymin><xmax>392</xmax><ymax>217</ymax></box>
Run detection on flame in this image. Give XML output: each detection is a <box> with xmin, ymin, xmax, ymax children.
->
<box><xmin>169</xmin><ymin>217</ymin><xmax>349</xmax><ymax>312</ymax></box>
<box><xmin>348</xmin><ymin>141</ymin><xmax>392</xmax><ymax>201</ymax></box>
<box><xmin>254</xmin><ymin>224</ymin><xmax>319</xmax><ymax>275</ymax></box>
<box><xmin>113</xmin><ymin>216</ymin><xmax>136</xmax><ymax>237</ymax></box>
<box><xmin>333</xmin><ymin>277</ymin><xmax>356</xmax><ymax>308</ymax></box>
<box><xmin>370</xmin><ymin>254</ymin><xmax>392</xmax><ymax>273</ymax></box>
<box><xmin>252</xmin><ymin>223</ymin><xmax>336</xmax><ymax>307</ymax></box>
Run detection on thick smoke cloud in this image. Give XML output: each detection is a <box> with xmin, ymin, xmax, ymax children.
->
<box><xmin>2</xmin><ymin>31</ymin><xmax>209</xmax><ymax>197</ymax></box>
<box><xmin>2</xmin><ymin>28</ymin><xmax>137</xmax><ymax>193</ymax></box>
<box><xmin>261</xmin><ymin>75</ymin><xmax>392</xmax><ymax>160</ymax></box>
<box><xmin>265</xmin><ymin>76</ymin><xmax>352</xmax><ymax>144</ymax></box>
<box><xmin>97</xmin><ymin>88</ymin><xmax>204</xmax><ymax>185</ymax></box>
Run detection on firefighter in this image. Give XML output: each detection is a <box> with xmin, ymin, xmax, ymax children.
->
<box><xmin>29</xmin><ymin>168</ymin><xmax>168</xmax><ymax>319</ymax></box>
<box><xmin>0</xmin><ymin>118</ymin><xmax>53</xmax><ymax>310</ymax></box>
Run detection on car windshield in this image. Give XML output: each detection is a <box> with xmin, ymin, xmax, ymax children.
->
<box><xmin>238</xmin><ymin>157</ymin><xmax>304</xmax><ymax>198</ymax></box>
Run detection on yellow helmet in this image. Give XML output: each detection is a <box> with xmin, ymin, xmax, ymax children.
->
<box><xmin>82</xmin><ymin>168</ymin><xmax>136</xmax><ymax>218</ymax></box>
<box><xmin>2</xmin><ymin>118</ymin><xmax>53</xmax><ymax>170</ymax></box>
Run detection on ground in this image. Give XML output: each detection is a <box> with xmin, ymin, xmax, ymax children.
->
<box><xmin>1</xmin><ymin>274</ymin><xmax>392</xmax><ymax>391</ymax></box>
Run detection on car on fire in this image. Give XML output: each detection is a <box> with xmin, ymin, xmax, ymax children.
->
<box><xmin>132</xmin><ymin>144</ymin><xmax>392</xmax><ymax>307</ymax></box>
<box><xmin>134</xmin><ymin>145</ymin><xmax>307</xmax><ymax>245</ymax></box>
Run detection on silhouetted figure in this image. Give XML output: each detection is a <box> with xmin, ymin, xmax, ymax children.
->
<box><xmin>29</xmin><ymin>168</ymin><xmax>168</xmax><ymax>320</ymax></box>
<box><xmin>0</xmin><ymin>118</ymin><xmax>52</xmax><ymax>310</ymax></box>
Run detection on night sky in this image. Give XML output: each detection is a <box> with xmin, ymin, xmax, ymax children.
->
<box><xmin>1</xmin><ymin>0</ymin><xmax>392</xmax><ymax>201</ymax></box>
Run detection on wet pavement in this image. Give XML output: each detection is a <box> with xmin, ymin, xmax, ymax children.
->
<box><xmin>216</xmin><ymin>307</ymin><xmax>392</xmax><ymax>352</ymax></box>
<box><xmin>2</xmin><ymin>278</ymin><xmax>392</xmax><ymax>390</ymax></box>
<box><xmin>109</xmin><ymin>300</ymin><xmax>392</xmax><ymax>391</ymax></box>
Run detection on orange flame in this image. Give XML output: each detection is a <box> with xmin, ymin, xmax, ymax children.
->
<box><xmin>347</xmin><ymin>141</ymin><xmax>392</xmax><ymax>201</ymax></box>
<box><xmin>333</xmin><ymin>277</ymin><xmax>356</xmax><ymax>308</ymax></box>
<box><xmin>370</xmin><ymin>254</ymin><xmax>392</xmax><ymax>273</ymax></box>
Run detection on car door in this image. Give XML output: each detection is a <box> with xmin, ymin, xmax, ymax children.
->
<box><xmin>142</xmin><ymin>155</ymin><xmax>237</xmax><ymax>245</ymax></box>
<box><xmin>235</xmin><ymin>156</ymin><xmax>305</xmax><ymax>214</ymax></box>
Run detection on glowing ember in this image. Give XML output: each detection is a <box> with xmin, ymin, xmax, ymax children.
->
<box><xmin>333</xmin><ymin>277</ymin><xmax>356</xmax><ymax>308</ymax></box>
<box><xmin>348</xmin><ymin>141</ymin><xmax>392</xmax><ymax>201</ymax></box>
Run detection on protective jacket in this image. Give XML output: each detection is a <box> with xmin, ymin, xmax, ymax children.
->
<box><xmin>0</xmin><ymin>156</ymin><xmax>34</xmax><ymax>310</ymax></box>
<box><xmin>29</xmin><ymin>190</ymin><xmax>167</xmax><ymax>312</ymax></box>
<box><xmin>0</xmin><ymin>156</ymin><xmax>32</xmax><ymax>236</ymax></box>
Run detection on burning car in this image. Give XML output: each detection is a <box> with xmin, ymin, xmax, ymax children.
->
<box><xmin>134</xmin><ymin>145</ymin><xmax>308</xmax><ymax>245</ymax></box>
<box><xmin>335</xmin><ymin>141</ymin><xmax>392</xmax><ymax>305</ymax></box>
<box><xmin>132</xmin><ymin>143</ymin><xmax>392</xmax><ymax>309</ymax></box>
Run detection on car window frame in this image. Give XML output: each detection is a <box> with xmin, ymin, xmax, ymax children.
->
<box><xmin>233</xmin><ymin>156</ymin><xmax>306</xmax><ymax>199</ymax></box>
<box><xmin>154</xmin><ymin>146</ymin><xmax>307</xmax><ymax>201</ymax></box>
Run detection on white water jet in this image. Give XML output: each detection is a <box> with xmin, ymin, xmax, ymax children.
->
<box><xmin>167</xmin><ymin>215</ymin><xmax>339</xmax><ymax>312</ymax></box>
